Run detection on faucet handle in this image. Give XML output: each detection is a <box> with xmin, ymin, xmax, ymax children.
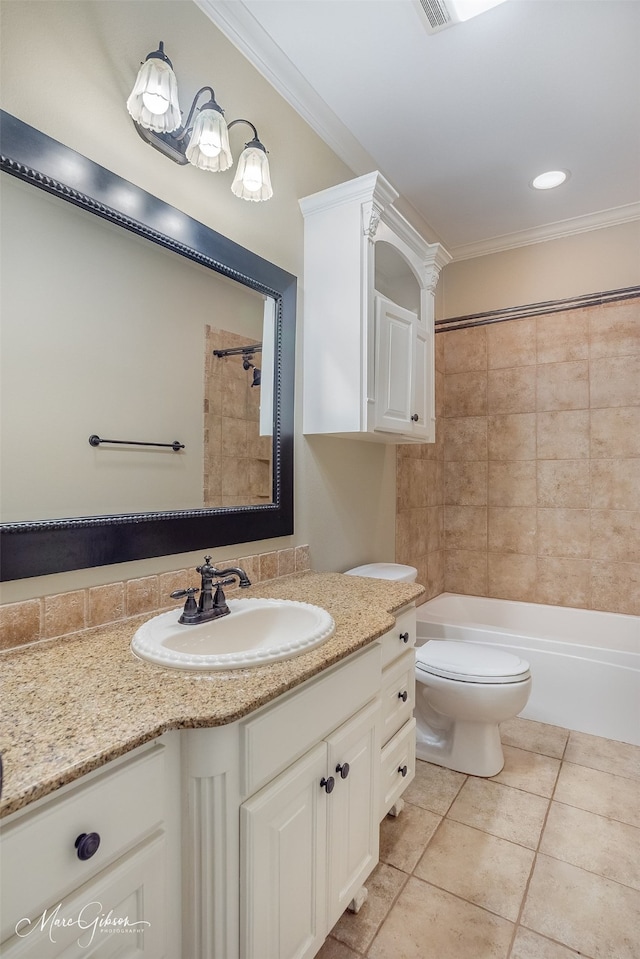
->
<box><xmin>170</xmin><ymin>587</ymin><xmax>199</xmax><ymax>600</ymax></box>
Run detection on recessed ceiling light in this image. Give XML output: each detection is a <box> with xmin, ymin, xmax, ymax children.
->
<box><xmin>531</xmin><ymin>170</ymin><xmax>569</xmax><ymax>190</ymax></box>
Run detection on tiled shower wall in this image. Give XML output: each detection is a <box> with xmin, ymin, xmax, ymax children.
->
<box><xmin>397</xmin><ymin>297</ymin><xmax>640</xmax><ymax>615</ymax></box>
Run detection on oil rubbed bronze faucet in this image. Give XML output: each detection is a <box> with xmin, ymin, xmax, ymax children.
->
<box><xmin>170</xmin><ymin>556</ymin><xmax>251</xmax><ymax>624</ymax></box>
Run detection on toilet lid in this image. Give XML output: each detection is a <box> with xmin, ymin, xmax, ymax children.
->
<box><xmin>416</xmin><ymin>640</ymin><xmax>531</xmax><ymax>684</ymax></box>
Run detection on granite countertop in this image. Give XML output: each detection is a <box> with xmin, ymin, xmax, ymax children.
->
<box><xmin>0</xmin><ymin>571</ymin><xmax>423</xmax><ymax>818</ymax></box>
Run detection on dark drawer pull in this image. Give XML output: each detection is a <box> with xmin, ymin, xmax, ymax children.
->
<box><xmin>75</xmin><ymin>832</ymin><xmax>101</xmax><ymax>860</ymax></box>
<box><xmin>398</xmin><ymin>765</ymin><xmax>408</xmax><ymax>778</ymax></box>
<box><xmin>320</xmin><ymin>776</ymin><xmax>335</xmax><ymax>794</ymax></box>
<box><xmin>399</xmin><ymin>632</ymin><xmax>410</xmax><ymax>644</ymax></box>
<box><xmin>336</xmin><ymin>762</ymin><xmax>350</xmax><ymax>780</ymax></box>
<box><xmin>398</xmin><ymin>690</ymin><xmax>408</xmax><ymax>702</ymax></box>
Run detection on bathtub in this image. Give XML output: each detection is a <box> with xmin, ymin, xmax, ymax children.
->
<box><xmin>416</xmin><ymin>593</ymin><xmax>640</xmax><ymax>747</ymax></box>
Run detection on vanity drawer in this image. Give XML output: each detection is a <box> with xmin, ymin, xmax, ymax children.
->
<box><xmin>380</xmin><ymin>649</ymin><xmax>415</xmax><ymax>746</ymax></box>
<box><xmin>0</xmin><ymin>744</ymin><xmax>166</xmax><ymax>942</ymax></box>
<box><xmin>241</xmin><ymin>643</ymin><xmax>381</xmax><ymax>797</ymax></box>
<box><xmin>379</xmin><ymin>719</ymin><xmax>416</xmax><ymax>820</ymax></box>
<box><xmin>379</xmin><ymin>607</ymin><xmax>416</xmax><ymax>670</ymax></box>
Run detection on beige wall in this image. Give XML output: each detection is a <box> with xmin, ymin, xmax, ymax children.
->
<box><xmin>0</xmin><ymin>0</ymin><xmax>398</xmax><ymax>604</ymax></box>
<box><xmin>441</xmin><ymin>220</ymin><xmax>640</xmax><ymax>318</ymax></box>
<box><xmin>398</xmin><ymin>297</ymin><xmax>640</xmax><ymax>616</ymax></box>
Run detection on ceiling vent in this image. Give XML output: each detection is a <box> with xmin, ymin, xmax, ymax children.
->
<box><xmin>415</xmin><ymin>0</ymin><xmax>508</xmax><ymax>34</ymax></box>
<box><xmin>416</xmin><ymin>0</ymin><xmax>455</xmax><ymax>33</ymax></box>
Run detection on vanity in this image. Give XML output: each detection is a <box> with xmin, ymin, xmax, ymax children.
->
<box><xmin>0</xmin><ymin>572</ymin><xmax>421</xmax><ymax>959</ymax></box>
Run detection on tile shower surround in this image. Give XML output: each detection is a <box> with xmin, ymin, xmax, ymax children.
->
<box><xmin>0</xmin><ymin>545</ymin><xmax>310</xmax><ymax>652</ymax></box>
<box><xmin>396</xmin><ymin>295</ymin><xmax>640</xmax><ymax>615</ymax></box>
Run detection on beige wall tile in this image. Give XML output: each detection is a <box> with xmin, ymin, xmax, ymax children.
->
<box><xmin>536</xmin><ymin>361</ymin><xmax>589</xmax><ymax>411</ymax></box>
<box><xmin>125</xmin><ymin>577</ymin><xmax>159</xmax><ymax>617</ymax></box>
<box><xmin>425</xmin><ymin>549</ymin><xmax>444</xmax><ymax>599</ymax></box>
<box><xmin>591</xmin><ymin>510</ymin><xmax>640</xmax><ymax>563</ymax></box>
<box><xmin>536</xmin><ymin>557</ymin><xmax>591</xmax><ymax>608</ymax></box>
<box><xmin>591</xmin><ymin>459</ymin><xmax>640</xmax><ymax>511</ymax></box>
<box><xmin>537</xmin><ymin>461</ymin><xmax>590</xmax><ymax>509</ymax></box>
<box><xmin>488</xmin><ymin>462</ymin><xmax>537</xmax><ymax>507</ymax></box>
<box><xmin>443</xmin><ymin>325</ymin><xmax>487</xmax><ymax>373</ymax></box>
<box><xmin>444</xmin><ymin>461</ymin><xmax>487</xmax><ymax>506</ymax></box>
<box><xmin>537</xmin><ymin>309</ymin><xmax>590</xmax><ymax>364</ymax></box>
<box><xmin>43</xmin><ymin>590</ymin><xmax>86</xmax><ymax>638</ymax></box>
<box><xmin>444</xmin><ymin>416</ymin><xmax>487</xmax><ymax>461</ymax></box>
<box><xmin>444</xmin><ymin>549</ymin><xmax>488</xmax><ymax>595</ymax></box>
<box><xmin>591</xmin><ymin>407</ymin><xmax>640</xmax><ymax>458</ymax></box>
<box><xmin>590</xmin><ymin>300</ymin><xmax>640</xmax><ymax>359</ymax></box>
<box><xmin>537</xmin><ymin>509</ymin><xmax>591</xmax><ymax>558</ymax></box>
<box><xmin>435</xmin><ymin>368</ymin><xmax>445</xmax><ymax>418</ymax></box>
<box><xmin>277</xmin><ymin>548</ymin><xmax>296</xmax><ymax>576</ymax></box>
<box><xmin>426</xmin><ymin>506</ymin><xmax>444</xmax><ymax>554</ymax></box>
<box><xmin>87</xmin><ymin>582</ymin><xmax>126</xmax><ymax>627</ymax></box>
<box><xmin>444</xmin><ymin>371</ymin><xmax>487</xmax><ymax>417</ymax></box>
<box><xmin>487</xmin><ymin>366</ymin><xmax>536</xmax><ymax>414</ymax></box>
<box><xmin>488</xmin><ymin>507</ymin><xmax>536</xmax><ymax>554</ymax></box>
<box><xmin>488</xmin><ymin>552</ymin><xmax>537</xmax><ymax>601</ymax></box>
<box><xmin>591</xmin><ymin>560</ymin><xmax>640</xmax><ymax>615</ymax></box>
<box><xmin>487</xmin><ymin>318</ymin><xmax>537</xmax><ymax>369</ymax></box>
<box><xmin>435</xmin><ymin>329</ymin><xmax>445</xmax><ymax>372</ymax></box>
<box><xmin>259</xmin><ymin>551</ymin><xmax>279</xmax><ymax>581</ymax></box>
<box><xmin>537</xmin><ymin>411</ymin><xmax>589</xmax><ymax>460</ymax></box>
<box><xmin>0</xmin><ymin>599</ymin><xmax>41</xmax><ymax>650</ymax></box>
<box><xmin>237</xmin><ymin>554</ymin><xmax>261</xmax><ymax>584</ymax></box>
<box><xmin>295</xmin><ymin>544</ymin><xmax>311</xmax><ymax>571</ymax></box>
<box><xmin>488</xmin><ymin>413</ymin><xmax>536</xmax><ymax>461</ymax></box>
<box><xmin>444</xmin><ymin>506</ymin><xmax>487</xmax><ymax>551</ymax></box>
<box><xmin>590</xmin><ymin>354</ymin><xmax>640</xmax><ymax>409</ymax></box>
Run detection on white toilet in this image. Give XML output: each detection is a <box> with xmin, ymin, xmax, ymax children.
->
<box><xmin>415</xmin><ymin>641</ymin><xmax>531</xmax><ymax>777</ymax></box>
<box><xmin>343</xmin><ymin>562</ymin><xmax>532</xmax><ymax>777</ymax></box>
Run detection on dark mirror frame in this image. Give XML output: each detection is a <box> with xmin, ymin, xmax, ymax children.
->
<box><xmin>0</xmin><ymin>111</ymin><xmax>295</xmax><ymax>582</ymax></box>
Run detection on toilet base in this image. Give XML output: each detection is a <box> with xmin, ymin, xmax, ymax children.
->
<box><xmin>416</xmin><ymin>718</ymin><xmax>505</xmax><ymax>777</ymax></box>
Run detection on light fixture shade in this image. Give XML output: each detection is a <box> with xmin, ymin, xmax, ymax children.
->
<box><xmin>127</xmin><ymin>57</ymin><xmax>181</xmax><ymax>134</ymax></box>
<box><xmin>231</xmin><ymin>145</ymin><xmax>273</xmax><ymax>202</ymax></box>
<box><xmin>185</xmin><ymin>107</ymin><xmax>232</xmax><ymax>172</ymax></box>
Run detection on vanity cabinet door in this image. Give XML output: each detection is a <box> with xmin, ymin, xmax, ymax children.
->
<box><xmin>0</xmin><ymin>833</ymin><xmax>167</xmax><ymax>958</ymax></box>
<box><xmin>325</xmin><ymin>698</ymin><xmax>380</xmax><ymax>926</ymax></box>
<box><xmin>241</xmin><ymin>743</ymin><xmax>328</xmax><ymax>959</ymax></box>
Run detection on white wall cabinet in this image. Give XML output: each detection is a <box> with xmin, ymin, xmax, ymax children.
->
<box><xmin>1</xmin><ymin>606</ymin><xmax>418</xmax><ymax>959</ymax></box>
<box><xmin>300</xmin><ymin>172</ymin><xmax>450</xmax><ymax>444</ymax></box>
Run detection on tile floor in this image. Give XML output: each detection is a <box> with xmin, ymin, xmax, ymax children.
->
<box><xmin>317</xmin><ymin>717</ymin><xmax>640</xmax><ymax>959</ymax></box>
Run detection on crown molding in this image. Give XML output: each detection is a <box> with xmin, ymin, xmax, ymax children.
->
<box><xmin>195</xmin><ymin>0</ymin><xmax>374</xmax><ymax>175</ymax></box>
<box><xmin>449</xmin><ymin>201</ymin><xmax>640</xmax><ymax>261</ymax></box>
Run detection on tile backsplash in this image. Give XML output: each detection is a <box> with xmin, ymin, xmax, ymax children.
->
<box><xmin>0</xmin><ymin>545</ymin><xmax>311</xmax><ymax>652</ymax></box>
<box><xmin>397</xmin><ymin>296</ymin><xmax>640</xmax><ymax>615</ymax></box>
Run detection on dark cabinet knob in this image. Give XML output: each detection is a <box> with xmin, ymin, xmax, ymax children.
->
<box><xmin>411</xmin><ymin>413</ymin><xmax>419</xmax><ymax>422</ymax></box>
<box><xmin>398</xmin><ymin>690</ymin><xmax>408</xmax><ymax>702</ymax></box>
<box><xmin>335</xmin><ymin>762</ymin><xmax>350</xmax><ymax>780</ymax></box>
<box><xmin>75</xmin><ymin>832</ymin><xmax>101</xmax><ymax>860</ymax></box>
<box><xmin>399</xmin><ymin>632</ymin><xmax>409</xmax><ymax>644</ymax></box>
<box><xmin>320</xmin><ymin>776</ymin><xmax>335</xmax><ymax>794</ymax></box>
<box><xmin>398</xmin><ymin>765</ymin><xmax>408</xmax><ymax>778</ymax></box>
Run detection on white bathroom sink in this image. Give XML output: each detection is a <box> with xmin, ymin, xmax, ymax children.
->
<box><xmin>131</xmin><ymin>598</ymin><xmax>336</xmax><ymax>671</ymax></box>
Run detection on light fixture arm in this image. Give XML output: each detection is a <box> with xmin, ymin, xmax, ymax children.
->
<box><xmin>173</xmin><ymin>86</ymin><xmax>219</xmax><ymax>143</ymax></box>
<box><xmin>228</xmin><ymin>118</ymin><xmax>267</xmax><ymax>152</ymax></box>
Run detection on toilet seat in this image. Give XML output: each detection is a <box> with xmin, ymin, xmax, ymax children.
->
<box><xmin>416</xmin><ymin>640</ymin><xmax>530</xmax><ymax>684</ymax></box>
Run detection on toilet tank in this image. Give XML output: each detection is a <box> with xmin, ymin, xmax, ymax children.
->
<box><xmin>344</xmin><ymin>563</ymin><xmax>418</xmax><ymax>583</ymax></box>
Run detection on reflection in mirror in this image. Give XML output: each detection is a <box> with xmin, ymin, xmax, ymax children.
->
<box><xmin>0</xmin><ymin>111</ymin><xmax>295</xmax><ymax>581</ymax></box>
<box><xmin>0</xmin><ymin>175</ymin><xmax>276</xmax><ymax>522</ymax></box>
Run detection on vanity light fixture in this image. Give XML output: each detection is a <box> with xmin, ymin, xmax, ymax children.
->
<box><xmin>531</xmin><ymin>170</ymin><xmax>569</xmax><ymax>190</ymax></box>
<box><xmin>126</xmin><ymin>41</ymin><xmax>273</xmax><ymax>201</ymax></box>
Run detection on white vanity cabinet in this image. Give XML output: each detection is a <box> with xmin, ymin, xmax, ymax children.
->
<box><xmin>0</xmin><ymin>735</ymin><xmax>181</xmax><ymax>959</ymax></box>
<box><xmin>299</xmin><ymin>172</ymin><xmax>451</xmax><ymax>444</ymax></box>
<box><xmin>378</xmin><ymin>606</ymin><xmax>417</xmax><ymax>820</ymax></box>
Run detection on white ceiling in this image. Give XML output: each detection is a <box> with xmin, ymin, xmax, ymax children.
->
<box><xmin>197</xmin><ymin>0</ymin><xmax>640</xmax><ymax>258</ymax></box>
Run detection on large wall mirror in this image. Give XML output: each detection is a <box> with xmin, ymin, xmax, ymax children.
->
<box><xmin>0</xmin><ymin>112</ymin><xmax>296</xmax><ymax>581</ymax></box>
